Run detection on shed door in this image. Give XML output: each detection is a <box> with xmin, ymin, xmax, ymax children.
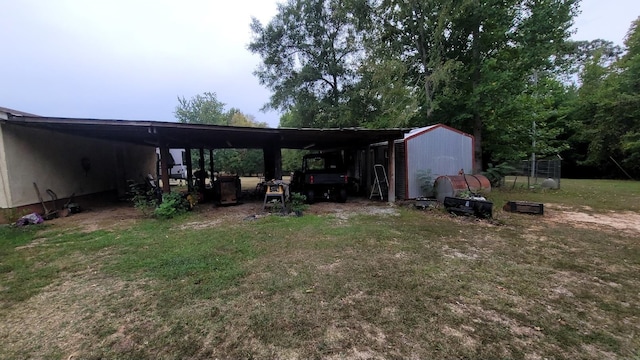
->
<box><xmin>394</xmin><ymin>142</ymin><xmax>406</xmax><ymax>200</ymax></box>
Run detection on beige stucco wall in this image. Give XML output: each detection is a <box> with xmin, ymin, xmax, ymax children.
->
<box><xmin>0</xmin><ymin>120</ymin><xmax>11</xmax><ymax>208</ymax></box>
<box><xmin>1</xmin><ymin>123</ymin><xmax>156</xmax><ymax>208</ymax></box>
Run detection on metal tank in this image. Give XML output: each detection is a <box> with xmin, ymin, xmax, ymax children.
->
<box><xmin>433</xmin><ymin>174</ymin><xmax>491</xmax><ymax>203</ymax></box>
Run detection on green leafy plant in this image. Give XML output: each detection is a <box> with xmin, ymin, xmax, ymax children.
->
<box><xmin>288</xmin><ymin>192</ymin><xmax>308</xmax><ymax>214</ymax></box>
<box><xmin>132</xmin><ymin>189</ymin><xmax>159</xmax><ymax>217</ymax></box>
<box><xmin>482</xmin><ymin>162</ymin><xmax>516</xmax><ymax>187</ymax></box>
<box><xmin>416</xmin><ymin>169</ymin><xmax>434</xmax><ymax>197</ymax></box>
<box><xmin>154</xmin><ymin>192</ymin><xmax>190</xmax><ymax>219</ymax></box>
<box><xmin>456</xmin><ymin>189</ymin><xmax>473</xmax><ymax>199</ymax></box>
<box><xmin>268</xmin><ymin>199</ymin><xmax>285</xmax><ymax>214</ymax></box>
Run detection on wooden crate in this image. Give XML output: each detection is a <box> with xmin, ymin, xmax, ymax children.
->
<box><xmin>503</xmin><ymin>201</ymin><xmax>544</xmax><ymax>215</ymax></box>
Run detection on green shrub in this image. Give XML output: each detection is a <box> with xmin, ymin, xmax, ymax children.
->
<box><xmin>288</xmin><ymin>192</ymin><xmax>308</xmax><ymax>214</ymax></box>
<box><xmin>132</xmin><ymin>189</ymin><xmax>159</xmax><ymax>217</ymax></box>
<box><xmin>482</xmin><ymin>163</ymin><xmax>516</xmax><ymax>187</ymax></box>
<box><xmin>154</xmin><ymin>192</ymin><xmax>190</xmax><ymax>219</ymax></box>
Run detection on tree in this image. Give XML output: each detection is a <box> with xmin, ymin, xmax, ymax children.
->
<box><xmin>561</xmin><ymin>17</ymin><xmax>640</xmax><ymax>178</ymax></box>
<box><xmin>372</xmin><ymin>0</ymin><xmax>579</xmax><ymax>171</ymax></box>
<box><xmin>252</xmin><ymin>0</ymin><xmax>580</xmax><ymax>171</ymax></box>
<box><xmin>173</xmin><ymin>93</ymin><xmax>266</xmax><ymax>175</ymax></box>
<box><xmin>249</xmin><ymin>0</ymin><xmax>373</xmax><ymax>128</ymax></box>
<box><xmin>371</xmin><ymin>0</ymin><xmax>459</xmax><ymax>120</ymax></box>
<box><xmin>175</xmin><ymin>92</ymin><xmax>226</xmax><ymax>125</ymax></box>
<box><xmin>617</xmin><ymin>18</ymin><xmax>640</xmax><ymax>175</ymax></box>
<box><xmin>560</xmin><ymin>39</ymin><xmax>623</xmax><ymax>85</ymax></box>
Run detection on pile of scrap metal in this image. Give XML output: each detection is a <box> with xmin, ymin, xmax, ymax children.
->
<box><xmin>443</xmin><ymin>195</ymin><xmax>493</xmax><ymax>219</ymax></box>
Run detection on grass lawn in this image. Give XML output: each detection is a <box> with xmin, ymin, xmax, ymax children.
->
<box><xmin>0</xmin><ymin>179</ymin><xmax>639</xmax><ymax>359</ymax></box>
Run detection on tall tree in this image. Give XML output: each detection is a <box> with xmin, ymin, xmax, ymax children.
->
<box><xmin>175</xmin><ymin>92</ymin><xmax>226</xmax><ymax>125</ymax></box>
<box><xmin>372</xmin><ymin>0</ymin><xmax>457</xmax><ymax>119</ymax></box>
<box><xmin>373</xmin><ymin>0</ymin><xmax>579</xmax><ymax>171</ymax></box>
<box><xmin>174</xmin><ymin>93</ymin><xmax>266</xmax><ymax>175</ymax></box>
<box><xmin>617</xmin><ymin>18</ymin><xmax>640</xmax><ymax>175</ymax></box>
<box><xmin>570</xmin><ymin>17</ymin><xmax>640</xmax><ymax>177</ymax></box>
<box><xmin>249</xmin><ymin>0</ymin><xmax>372</xmax><ymax>128</ymax></box>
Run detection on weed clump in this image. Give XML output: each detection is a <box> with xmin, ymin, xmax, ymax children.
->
<box><xmin>133</xmin><ymin>190</ymin><xmax>192</xmax><ymax>219</ymax></box>
<box><xmin>154</xmin><ymin>192</ymin><xmax>191</xmax><ymax>219</ymax></box>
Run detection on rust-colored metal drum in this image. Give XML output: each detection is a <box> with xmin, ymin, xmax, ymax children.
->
<box><xmin>433</xmin><ymin>174</ymin><xmax>491</xmax><ymax>203</ymax></box>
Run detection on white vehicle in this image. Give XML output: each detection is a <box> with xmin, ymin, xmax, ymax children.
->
<box><xmin>157</xmin><ymin>148</ymin><xmax>188</xmax><ymax>180</ymax></box>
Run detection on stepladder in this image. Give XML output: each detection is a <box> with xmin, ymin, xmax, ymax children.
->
<box><xmin>369</xmin><ymin>164</ymin><xmax>389</xmax><ymax>200</ymax></box>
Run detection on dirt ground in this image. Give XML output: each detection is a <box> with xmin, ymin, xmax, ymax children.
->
<box><xmin>543</xmin><ymin>203</ymin><xmax>640</xmax><ymax>234</ymax></box>
<box><xmin>46</xmin><ymin>198</ymin><xmax>640</xmax><ymax>235</ymax></box>
<box><xmin>45</xmin><ymin>197</ymin><xmax>401</xmax><ymax>233</ymax></box>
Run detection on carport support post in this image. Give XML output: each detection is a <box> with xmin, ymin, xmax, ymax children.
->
<box><xmin>387</xmin><ymin>140</ymin><xmax>396</xmax><ymax>203</ymax></box>
<box><xmin>185</xmin><ymin>147</ymin><xmax>193</xmax><ymax>192</ymax></box>
<box><xmin>159</xmin><ymin>144</ymin><xmax>171</xmax><ymax>193</ymax></box>
<box><xmin>263</xmin><ymin>144</ymin><xmax>282</xmax><ymax>180</ymax></box>
<box><xmin>198</xmin><ymin>149</ymin><xmax>206</xmax><ymax>187</ymax></box>
<box><xmin>209</xmin><ymin>149</ymin><xmax>214</xmax><ymax>180</ymax></box>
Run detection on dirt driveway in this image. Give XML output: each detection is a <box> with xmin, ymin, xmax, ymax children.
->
<box><xmin>46</xmin><ymin>197</ymin><xmax>640</xmax><ymax>236</ymax></box>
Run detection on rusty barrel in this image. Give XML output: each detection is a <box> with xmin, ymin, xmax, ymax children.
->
<box><xmin>433</xmin><ymin>174</ymin><xmax>491</xmax><ymax>203</ymax></box>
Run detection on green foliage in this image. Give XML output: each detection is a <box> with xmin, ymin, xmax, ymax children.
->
<box><xmin>482</xmin><ymin>163</ymin><xmax>516</xmax><ymax>187</ymax></box>
<box><xmin>415</xmin><ymin>169</ymin><xmax>434</xmax><ymax>197</ymax></box>
<box><xmin>288</xmin><ymin>192</ymin><xmax>309</xmax><ymax>213</ymax></box>
<box><xmin>251</xmin><ymin>1</ymin><xmax>639</xmax><ymax>178</ymax></box>
<box><xmin>564</xmin><ymin>17</ymin><xmax>640</xmax><ymax>178</ymax></box>
<box><xmin>174</xmin><ymin>93</ymin><xmax>267</xmax><ymax>175</ymax></box>
<box><xmin>249</xmin><ymin>0</ymin><xmax>373</xmax><ymax>128</ymax></box>
<box><xmin>175</xmin><ymin>92</ymin><xmax>227</xmax><ymax>125</ymax></box>
<box><xmin>456</xmin><ymin>189</ymin><xmax>474</xmax><ymax>199</ymax></box>
<box><xmin>281</xmin><ymin>149</ymin><xmax>307</xmax><ymax>173</ymax></box>
<box><xmin>267</xmin><ymin>199</ymin><xmax>285</xmax><ymax>214</ymax></box>
<box><xmin>154</xmin><ymin>192</ymin><xmax>190</xmax><ymax>219</ymax></box>
<box><xmin>253</xmin><ymin>0</ymin><xmax>579</xmax><ymax>171</ymax></box>
<box><xmin>132</xmin><ymin>189</ymin><xmax>159</xmax><ymax>217</ymax></box>
<box><xmin>215</xmin><ymin>148</ymin><xmax>264</xmax><ymax>176</ymax></box>
<box><xmin>355</xmin><ymin>59</ymin><xmax>420</xmax><ymax>128</ymax></box>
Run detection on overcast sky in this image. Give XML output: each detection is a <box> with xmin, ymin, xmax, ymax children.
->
<box><xmin>1</xmin><ymin>0</ymin><xmax>639</xmax><ymax>128</ymax></box>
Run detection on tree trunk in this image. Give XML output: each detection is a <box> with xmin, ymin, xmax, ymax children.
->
<box><xmin>471</xmin><ymin>22</ymin><xmax>483</xmax><ymax>173</ymax></box>
<box><xmin>473</xmin><ymin>113</ymin><xmax>483</xmax><ymax>173</ymax></box>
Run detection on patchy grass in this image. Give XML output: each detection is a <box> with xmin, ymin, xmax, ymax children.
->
<box><xmin>0</xmin><ymin>179</ymin><xmax>639</xmax><ymax>359</ymax></box>
<box><xmin>498</xmin><ymin>177</ymin><xmax>640</xmax><ymax>212</ymax></box>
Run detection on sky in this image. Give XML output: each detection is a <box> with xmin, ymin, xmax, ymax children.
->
<box><xmin>1</xmin><ymin>0</ymin><xmax>639</xmax><ymax>128</ymax></box>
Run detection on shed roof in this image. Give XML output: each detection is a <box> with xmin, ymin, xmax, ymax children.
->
<box><xmin>1</xmin><ymin>115</ymin><xmax>409</xmax><ymax>151</ymax></box>
<box><xmin>404</xmin><ymin>123</ymin><xmax>473</xmax><ymax>142</ymax></box>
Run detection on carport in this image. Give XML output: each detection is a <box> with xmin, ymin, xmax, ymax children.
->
<box><xmin>3</xmin><ymin>115</ymin><xmax>408</xmax><ymax>203</ymax></box>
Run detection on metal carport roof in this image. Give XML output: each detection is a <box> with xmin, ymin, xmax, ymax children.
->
<box><xmin>2</xmin><ymin>115</ymin><xmax>409</xmax><ymax>151</ymax></box>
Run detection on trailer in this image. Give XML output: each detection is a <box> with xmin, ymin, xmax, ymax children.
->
<box><xmin>156</xmin><ymin>148</ymin><xmax>188</xmax><ymax>181</ymax></box>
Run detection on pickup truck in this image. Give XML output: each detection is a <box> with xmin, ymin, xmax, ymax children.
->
<box><xmin>290</xmin><ymin>153</ymin><xmax>348</xmax><ymax>203</ymax></box>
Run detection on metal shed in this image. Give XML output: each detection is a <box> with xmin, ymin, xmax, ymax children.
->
<box><xmin>371</xmin><ymin>124</ymin><xmax>474</xmax><ymax>200</ymax></box>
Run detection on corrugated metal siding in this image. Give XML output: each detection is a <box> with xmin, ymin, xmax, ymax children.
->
<box><xmin>405</xmin><ymin>127</ymin><xmax>473</xmax><ymax>199</ymax></box>
<box><xmin>394</xmin><ymin>142</ymin><xmax>406</xmax><ymax>200</ymax></box>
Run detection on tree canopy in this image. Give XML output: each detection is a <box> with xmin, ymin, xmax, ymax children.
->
<box><xmin>251</xmin><ymin>0</ymin><xmax>586</xmax><ymax>173</ymax></box>
<box><xmin>565</xmin><ymin>17</ymin><xmax>640</xmax><ymax>178</ymax></box>
<box><xmin>249</xmin><ymin>0</ymin><xmax>374</xmax><ymax>128</ymax></box>
<box><xmin>174</xmin><ymin>92</ymin><xmax>266</xmax><ymax>176</ymax></box>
